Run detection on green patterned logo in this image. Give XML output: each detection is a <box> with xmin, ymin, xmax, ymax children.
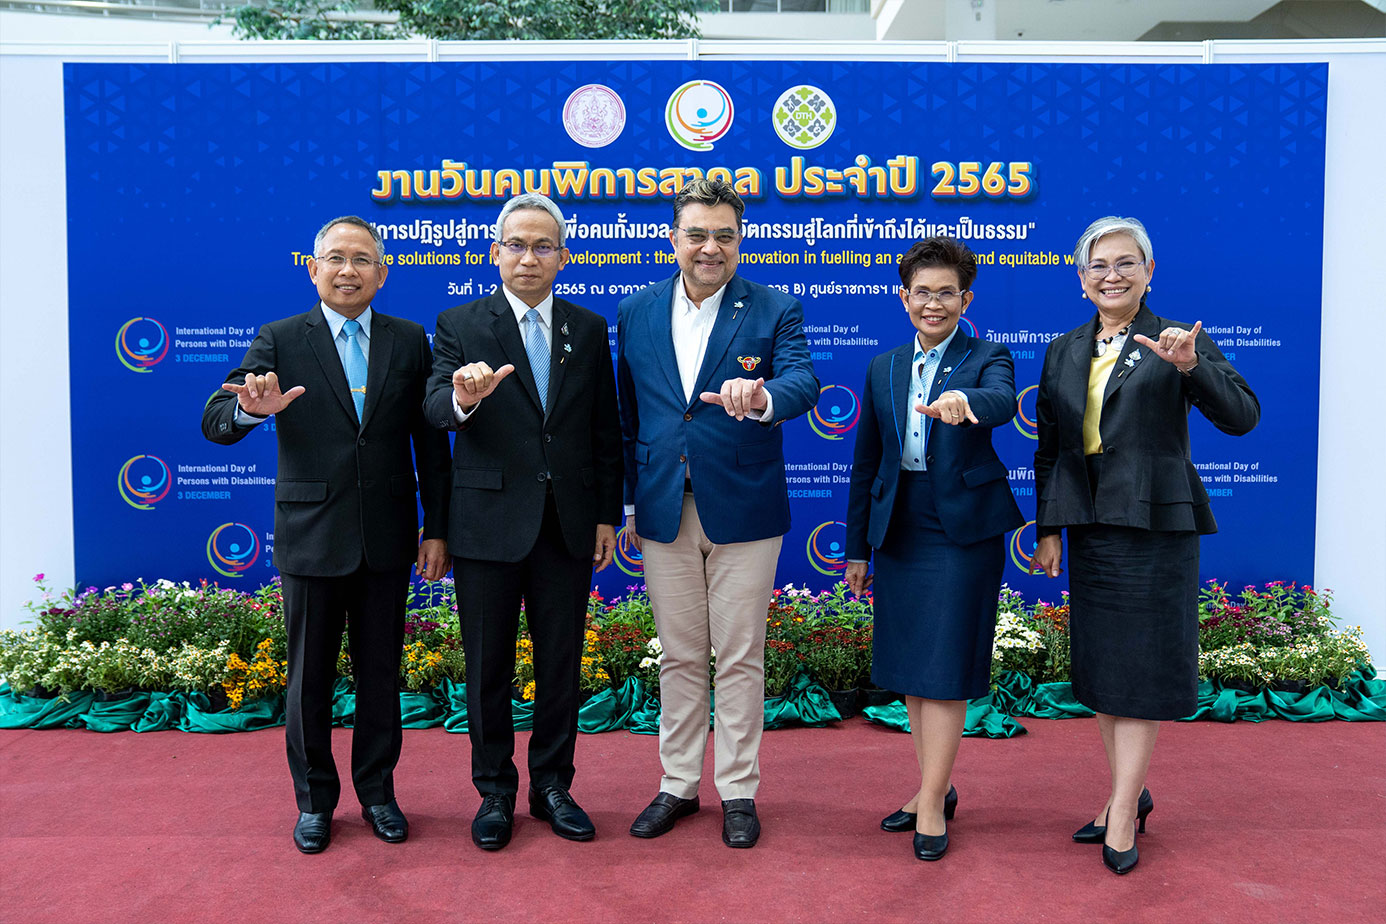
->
<box><xmin>772</xmin><ymin>85</ymin><xmax>836</xmax><ymax>150</ymax></box>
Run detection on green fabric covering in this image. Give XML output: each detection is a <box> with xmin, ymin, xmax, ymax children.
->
<box><xmin>0</xmin><ymin>687</ymin><xmax>95</xmax><ymax>729</ymax></box>
<box><xmin>78</xmin><ymin>694</ymin><xmax>155</xmax><ymax>733</ymax></box>
<box><xmin>1</xmin><ymin>666</ymin><xmax>1382</xmax><ymax>733</ymax></box>
<box><xmin>861</xmin><ymin>693</ymin><xmax>1027</xmax><ymax>739</ymax></box>
<box><xmin>764</xmin><ymin>673</ymin><xmax>839</xmax><ymax>729</ymax></box>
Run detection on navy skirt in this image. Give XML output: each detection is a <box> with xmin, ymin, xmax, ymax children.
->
<box><xmin>1067</xmin><ymin>455</ymin><xmax>1201</xmax><ymax>720</ymax></box>
<box><xmin>870</xmin><ymin>471</ymin><xmax>1005</xmax><ymax>701</ymax></box>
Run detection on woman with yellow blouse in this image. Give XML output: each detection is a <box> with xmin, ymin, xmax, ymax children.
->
<box><xmin>1030</xmin><ymin>216</ymin><xmax>1259</xmax><ymax>875</ymax></box>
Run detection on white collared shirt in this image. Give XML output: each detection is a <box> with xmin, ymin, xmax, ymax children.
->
<box><xmin>453</xmin><ymin>285</ymin><xmax>554</xmax><ymax>421</ymax></box>
<box><xmin>902</xmin><ymin>326</ymin><xmax>961</xmax><ymax>471</ymax></box>
<box><xmin>236</xmin><ymin>302</ymin><xmax>371</xmax><ymax>426</ymax></box>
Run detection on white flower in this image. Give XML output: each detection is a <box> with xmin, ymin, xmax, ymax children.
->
<box><xmin>646</xmin><ymin>638</ymin><xmax>662</xmax><ymax>655</ymax></box>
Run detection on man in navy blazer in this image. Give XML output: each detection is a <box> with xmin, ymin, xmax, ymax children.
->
<box><xmin>203</xmin><ymin>216</ymin><xmax>451</xmax><ymax>854</ymax></box>
<box><xmin>618</xmin><ymin>179</ymin><xmax>818</xmax><ymax>848</ymax></box>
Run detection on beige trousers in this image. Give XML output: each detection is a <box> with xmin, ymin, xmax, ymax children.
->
<box><xmin>641</xmin><ymin>493</ymin><xmax>783</xmax><ymax>801</ymax></box>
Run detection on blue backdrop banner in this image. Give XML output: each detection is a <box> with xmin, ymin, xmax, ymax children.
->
<box><xmin>64</xmin><ymin>60</ymin><xmax>1326</xmax><ymax>599</ymax></box>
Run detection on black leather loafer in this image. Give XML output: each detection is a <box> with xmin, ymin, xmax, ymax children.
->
<box><xmin>629</xmin><ymin>792</ymin><xmax>700</xmax><ymax>838</ymax></box>
<box><xmin>913</xmin><ymin>829</ymin><xmax>949</xmax><ymax>861</ymax></box>
<box><xmin>471</xmin><ymin>793</ymin><xmax>515</xmax><ymax>851</ymax></box>
<box><xmin>721</xmin><ymin>798</ymin><xmax>760</xmax><ymax>848</ymax></box>
<box><xmin>293</xmin><ymin>811</ymin><xmax>332</xmax><ymax>854</ymax></box>
<box><xmin>528</xmin><ymin>786</ymin><xmax>596</xmax><ymax>841</ymax></box>
<box><xmin>881</xmin><ymin>785</ymin><xmax>958</xmax><ymax>832</ymax></box>
<box><xmin>361</xmin><ymin>799</ymin><xmax>408</xmax><ymax>843</ymax></box>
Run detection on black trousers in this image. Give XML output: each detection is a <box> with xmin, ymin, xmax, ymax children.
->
<box><xmin>456</xmin><ymin>494</ymin><xmax>593</xmax><ymax>796</ymax></box>
<box><xmin>281</xmin><ymin>564</ymin><xmax>409</xmax><ymax>814</ymax></box>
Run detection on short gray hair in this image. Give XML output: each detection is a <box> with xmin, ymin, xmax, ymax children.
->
<box><xmin>314</xmin><ymin>215</ymin><xmax>385</xmax><ymax>261</ymax></box>
<box><xmin>495</xmin><ymin>194</ymin><xmax>568</xmax><ymax>246</ymax></box>
<box><xmin>1073</xmin><ymin>216</ymin><xmax>1154</xmax><ymax>268</ymax></box>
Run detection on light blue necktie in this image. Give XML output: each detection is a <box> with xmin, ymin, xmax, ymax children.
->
<box><xmin>341</xmin><ymin>319</ymin><xmax>368</xmax><ymax>421</ymax></box>
<box><xmin>523</xmin><ymin>308</ymin><xmax>550</xmax><ymax>414</ymax></box>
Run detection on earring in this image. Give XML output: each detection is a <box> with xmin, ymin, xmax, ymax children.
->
<box><xmin>1146</xmin><ymin>285</ymin><xmax>1152</xmax><ymax>293</ymax></box>
<box><xmin>1081</xmin><ymin>292</ymin><xmax>1088</xmax><ymax>299</ymax></box>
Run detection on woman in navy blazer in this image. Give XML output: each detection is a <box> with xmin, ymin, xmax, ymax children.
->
<box><xmin>845</xmin><ymin>237</ymin><xmax>1023</xmax><ymax>862</ymax></box>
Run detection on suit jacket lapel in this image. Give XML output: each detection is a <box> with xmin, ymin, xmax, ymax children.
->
<box><xmin>1102</xmin><ymin>305</ymin><xmax>1158</xmax><ymax>408</ymax></box>
<box><xmin>360</xmin><ymin>312</ymin><xmax>394</xmax><ymax>431</ymax></box>
<box><xmin>490</xmin><ymin>295</ymin><xmax>543</xmax><ymax>415</ymax></box>
<box><xmin>644</xmin><ymin>274</ymin><xmax>684</xmax><ymax>401</ymax></box>
<box><xmin>304</xmin><ymin>305</ymin><xmax>358</xmax><ymax>426</ymax></box>
<box><xmin>889</xmin><ymin>341</ymin><xmax>913</xmax><ymax>456</ymax></box>
<box><xmin>691</xmin><ymin>275</ymin><xmax>752</xmax><ymax>405</ymax></box>
<box><xmin>925</xmin><ymin>332</ymin><xmax>973</xmax><ymax>405</ymax></box>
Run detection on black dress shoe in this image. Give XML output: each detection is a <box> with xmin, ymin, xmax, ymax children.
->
<box><xmin>1073</xmin><ymin>788</ymin><xmax>1154</xmax><ymax>844</ymax></box>
<box><xmin>913</xmin><ymin>829</ymin><xmax>949</xmax><ymax>861</ymax></box>
<box><xmin>361</xmin><ymin>799</ymin><xmax>408</xmax><ymax>843</ymax></box>
<box><xmin>528</xmin><ymin>786</ymin><xmax>596</xmax><ymax>842</ymax></box>
<box><xmin>293</xmin><ymin>811</ymin><xmax>332</xmax><ymax>854</ymax></box>
<box><xmin>471</xmin><ymin>793</ymin><xmax>515</xmax><ymax>851</ymax></box>
<box><xmin>1102</xmin><ymin>825</ymin><xmax>1140</xmax><ymax>874</ymax></box>
<box><xmin>629</xmin><ymin>792</ymin><xmax>700</xmax><ymax>838</ymax></box>
<box><xmin>721</xmin><ymin>798</ymin><xmax>760</xmax><ymax>848</ymax></box>
<box><xmin>881</xmin><ymin>785</ymin><xmax>958</xmax><ymax>832</ymax></box>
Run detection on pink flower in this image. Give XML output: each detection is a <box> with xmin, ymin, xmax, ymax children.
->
<box><xmin>33</xmin><ymin>573</ymin><xmax>44</xmax><ymax>582</ymax></box>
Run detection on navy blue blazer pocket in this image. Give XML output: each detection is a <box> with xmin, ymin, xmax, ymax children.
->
<box><xmin>961</xmin><ymin>459</ymin><xmax>1008</xmax><ymax>488</ymax></box>
<box><xmin>870</xmin><ymin>476</ymin><xmax>885</xmax><ymax>499</ymax></box>
<box><xmin>276</xmin><ymin>480</ymin><xmax>328</xmax><ymax>503</ymax></box>
<box><xmin>635</xmin><ymin>442</ymin><xmax>651</xmax><ymax>464</ymax></box>
<box><xmin>391</xmin><ymin>474</ymin><xmax>418</xmax><ymax>497</ymax></box>
<box><xmin>736</xmin><ymin>441</ymin><xmax>780</xmax><ymax>466</ymax></box>
<box><xmin>453</xmin><ymin>467</ymin><xmax>503</xmax><ymax>490</ymax></box>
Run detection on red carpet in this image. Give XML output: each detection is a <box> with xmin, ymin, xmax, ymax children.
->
<box><xmin>1</xmin><ymin>717</ymin><xmax>1381</xmax><ymax>924</ymax></box>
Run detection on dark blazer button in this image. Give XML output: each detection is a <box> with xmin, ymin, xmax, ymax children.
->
<box><xmin>679</xmin><ymin>454</ymin><xmax>687</xmax><ymax>463</ymax></box>
<box><xmin>358</xmin><ymin>437</ymin><xmax>366</xmax><ymax>446</ymax></box>
<box><xmin>925</xmin><ymin>454</ymin><xmax>934</xmax><ymax>465</ymax></box>
<box><xmin>544</xmin><ymin>433</ymin><xmax>552</xmax><ymax>443</ymax></box>
<box><xmin>536</xmin><ymin>472</ymin><xmax>548</xmax><ymax>482</ymax></box>
<box><xmin>683</xmin><ymin>412</ymin><xmax>692</xmax><ymax>421</ymax></box>
<box><xmin>1106</xmin><ymin>446</ymin><xmax>1117</xmax><ymax>454</ymax></box>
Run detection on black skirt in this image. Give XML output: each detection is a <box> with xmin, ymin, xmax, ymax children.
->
<box><xmin>1067</xmin><ymin>457</ymin><xmax>1201</xmax><ymax>720</ymax></box>
<box><xmin>870</xmin><ymin>471</ymin><xmax>1005</xmax><ymax>701</ymax></box>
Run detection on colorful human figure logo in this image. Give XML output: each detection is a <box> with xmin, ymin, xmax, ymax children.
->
<box><xmin>115</xmin><ymin>317</ymin><xmax>169</xmax><ymax>372</ymax></box>
<box><xmin>1013</xmin><ymin>385</ymin><xmax>1039</xmax><ymax>439</ymax></box>
<box><xmin>807</xmin><ymin>521</ymin><xmax>848</xmax><ymax>576</ymax></box>
<box><xmin>206</xmin><ymin>522</ymin><xmax>259</xmax><ymax>578</ymax></box>
<box><xmin>665</xmin><ymin>80</ymin><xmax>735</xmax><ymax>152</ymax></box>
<box><xmin>117</xmin><ymin>454</ymin><xmax>171</xmax><ymax>510</ymax></box>
<box><xmin>808</xmin><ymin>384</ymin><xmax>861</xmax><ymax>440</ymax></box>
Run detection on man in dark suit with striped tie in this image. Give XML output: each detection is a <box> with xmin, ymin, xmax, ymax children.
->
<box><xmin>203</xmin><ymin>215</ymin><xmax>451</xmax><ymax>854</ymax></box>
<box><xmin>424</xmin><ymin>194</ymin><xmax>623</xmax><ymax>851</ymax></box>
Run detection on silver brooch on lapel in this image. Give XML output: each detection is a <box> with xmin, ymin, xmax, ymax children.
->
<box><xmin>561</xmin><ymin>322</ymin><xmax>569</xmax><ymax>336</ymax></box>
<box><xmin>732</xmin><ymin>300</ymin><xmax>744</xmax><ymax>320</ymax></box>
<box><xmin>563</xmin><ymin>342</ymin><xmax>572</xmax><ymax>353</ymax></box>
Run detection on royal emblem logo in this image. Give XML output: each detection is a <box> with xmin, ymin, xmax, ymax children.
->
<box><xmin>115</xmin><ymin>317</ymin><xmax>169</xmax><ymax>373</ymax></box>
<box><xmin>806</xmin><ymin>521</ymin><xmax>848</xmax><ymax>576</ymax></box>
<box><xmin>771</xmin><ymin>84</ymin><xmax>837</xmax><ymax>150</ymax></box>
<box><xmin>665</xmin><ymin>80</ymin><xmax>735</xmax><ymax>152</ymax></box>
<box><xmin>808</xmin><ymin>384</ymin><xmax>861</xmax><ymax>441</ymax></box>
<box><xmin>562</xmin><ymin>84</ymin><xmax>626</xmax><ymax>149</ymax></box>
<box><xmin>1012</xmin><ymin>385</ymin><xmax>1039</xmax><ymax>440</ymax></box>
<box><xmin>117</xmin><ymin>454</ymin><xmax>171</xmax><ymax>510</ymax></box>
<box><xmin>737</xmin><ymin>356</ymin><xmax>762</xmax><ymax>372</ymax></box>
<box><xmin>615</xmin><ymin>524</ymin><xmax>644</xmax><ymax>577</ymax></box>
<box><xmin>206</xmin><ymin>522</ymin><xmax>260</xmax><ymax>578</ymax></box>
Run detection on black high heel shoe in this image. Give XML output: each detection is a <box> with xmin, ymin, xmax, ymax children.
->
<box><xmin>1072</xmin><ymin>788</ymin><xmax>1153</xmax><ymax>844</ymax></box>
<box><xmin>1102</xmin><ymin>823</ymin><xmax>1139</xmax><ymax>874</ymax></box>
<box><xmin>880</xmin><ymin>784</ymin><xmax>958</xmax><ymax>832</ymax></box>
<box><xmin>913</xmin><ymin>828</ymin><xmax>948</xmax><ymax>861</ymax></box>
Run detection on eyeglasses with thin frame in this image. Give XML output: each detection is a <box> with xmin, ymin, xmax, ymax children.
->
<box><xmin>318</xmin><ymin>254</ymin><xmax>381</xmax><ymax>270</ymax></box>
<box><xmin>906</xmin><ymin>288</ymin><xmax>968</xmax><ymax>308</ymax></box>
<box><xmin>498</xmin><ymin>240</ymin><xmax>560</xmax><ymax>258</ymax></box>
<box><xmin>1081</xmin><ymin>259</ymin><xmax>1146</xmax><ymax>280</ymax></box>
<box><xmin>676</xmin><ymin>227</ymin><xmax>739</xmax><ymax>246</ymax></box>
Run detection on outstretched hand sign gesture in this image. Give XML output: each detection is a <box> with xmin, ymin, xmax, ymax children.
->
<box><xmin>222</xmin><ymin>371</ymin><xmax>305</xmax><ymax>417</ymax></box>
<box><xmin>1134</xmin><ymin>320</ymin><xmax>1202</xmax><ymax>370</ymax></box>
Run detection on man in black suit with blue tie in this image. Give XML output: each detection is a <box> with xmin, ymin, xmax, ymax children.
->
<box><xmin>424</xmin><ymin>193</ymin><xmax>623</xmax><ymax>850</ymax></box>
<box><xmin>203</xmin><ymin>216</ymin><xmax>451</xmax><ymax>854</ymax></box>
